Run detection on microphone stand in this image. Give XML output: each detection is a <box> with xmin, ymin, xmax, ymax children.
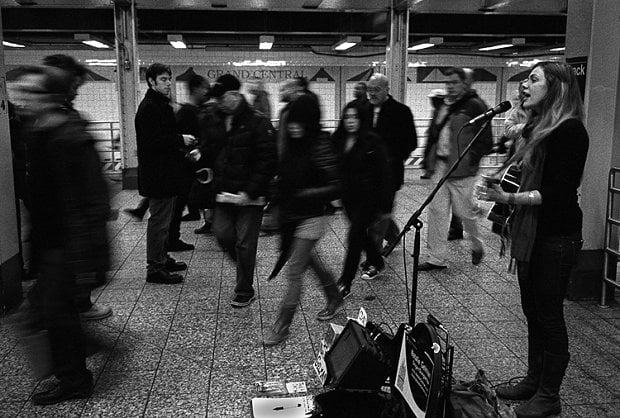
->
<box><xmin>383</xmin><ymin>119</ymin><xmax>492</xmax><ymax>326</ymax></box>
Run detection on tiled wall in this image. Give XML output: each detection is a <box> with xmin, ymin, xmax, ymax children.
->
<box><xmin>5</xmin><ymin>47</ymin><xmax>530</xmax><ymax>128</ymax></box>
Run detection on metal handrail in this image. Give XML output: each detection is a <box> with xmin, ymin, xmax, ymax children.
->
<box><xmin>601</xmin><ymin>167</ymin><xmax>620</xmax><ymax>307</ymax></box>
<box><xmin>89</xmin><ymin>117</ymin><xmax>508</xmax><ymax>173</ymax></box>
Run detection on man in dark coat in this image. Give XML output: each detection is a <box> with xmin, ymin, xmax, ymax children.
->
<box><xmin>350</xmin><ymin>81</ymin><xmax>372</xmax><ymax>117</ymax></box>
<box><xmin>210</xmin><ymin>74</ymin><xmax>277</xmax><ymax>307</ymax></box>
<box><xmin>136</xmin><ymin>63</ymin><xmax>196</xmax><ymax>284</ymax></box>
<box><xmin>367</xmin><ymin>73</ymin><xmax>417</xmax><ymax>255</ymax></box>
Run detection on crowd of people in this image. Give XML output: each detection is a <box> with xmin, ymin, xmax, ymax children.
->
<box><xmin>8</xmin><ymin>56</ymin><xmax>589</xmax><ymax>418</ymax></box>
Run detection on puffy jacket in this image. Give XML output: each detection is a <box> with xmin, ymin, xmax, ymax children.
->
<box><xmin>278</xmin><ymin>131</ymin><xmax>342</xmax><ymax>222</ymax></box>
<box><xmin>136</xmin><ymin>88</ymin><xmax>185</xmax><ymax>198</ymax></box>
<box><xmin>212</xmin><ymin>99</ymin><xmax>277</xmax><ymax>200</ymax></box>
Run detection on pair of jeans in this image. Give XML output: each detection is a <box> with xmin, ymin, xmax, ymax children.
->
<box><xmin>425</xmin><ymin>161</ymin><xmax>483</xmax><ymax>266</ymax></box>
<box><xmin>168</xmin><ymin>194</ymin><xmax>188</xmax><ymax>244</ymax></box>
<box><xmin>213</xmin><ymin>204</ymin><xmax>263</xmax><ymax>297</ymax></box>
<box><xmin>341</xmin><ymin>205</ymin><xmax>385</xmax><ymax>287</ymax></box>
<box><xmin>517</xmin><ymin>233</ymin><xmax>583</xmax><ymax>357</ymax></box>
<box><xmin>28</xmin><ymin>249</ymin><xmax>90</xmax><ymax>384</ymax></box>
<box><xmin>277</xmin><ymin>235</ymin><xmax>339</xmax><ymax>332</ymax></box>
<box><xmin>146</xmin><ymin>197</ymin><xmax>175</xmax><ymax>274</ymax></box>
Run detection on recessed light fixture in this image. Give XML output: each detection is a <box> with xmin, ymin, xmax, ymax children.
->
<box><xmin>167</xmin><ymin>34</ymin><xmax>187</xmax><ymax>49</ymax></box>
<box><xmin>259</xmin><ymin>35</ymin><xmax>274</xmax><ymax>50</ymax></box>
<box><xmin>478</xmin><ymin>37</ymin><xmax>525</xmax><ymax>52</ymax></box>
<box><xmin>3</xmin><ymin>40</ymin><xmax>26</xmax><ymax>48</ymax></box>
<box><xmin>333</xmin><ymin>36</ymin><xmax>361</xmax><ymax>51</ymax></box>
<box><xmin>549</xmin><ymin>46</ymin><xmax>565</xmax><ymax>52</ymax></box>
<box><xmin>408</xmin><ymin>37</ymin><xmax>443</xmax><ymax>51</ymax></box>
<box><xmin>75</xmin><ymin>34</ymin><xmax>110</xmax><ymax>49</ymax></box>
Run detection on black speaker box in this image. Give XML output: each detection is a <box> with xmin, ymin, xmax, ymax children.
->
<box><xmin>325</xmin><ymin>320</ymin><xmax>391</xmax><ymax>390</ymax></box>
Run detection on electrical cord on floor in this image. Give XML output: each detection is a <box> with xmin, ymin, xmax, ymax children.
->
<box><xmin>490</xmin><ymin>375</ymin><xmax>528</xmax><ymax>389</ymax></box>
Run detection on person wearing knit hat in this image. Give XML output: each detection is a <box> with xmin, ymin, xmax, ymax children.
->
<box><xmin>209</xmin><ymin>73</ymin><xmax>278</xmax><ymax>308</ymax></box>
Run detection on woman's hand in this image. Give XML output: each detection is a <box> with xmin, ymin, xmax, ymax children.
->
<box><xmin>476</xmin><ymin>183</ymin><xmax>508</xmax><ymax>203</ymax></box>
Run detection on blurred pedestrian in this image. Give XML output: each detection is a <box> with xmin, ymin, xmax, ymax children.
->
<box><xmin>264</xmin><ymin>95</ymin><xmax>342</xmax><ymax>346</ymax></box>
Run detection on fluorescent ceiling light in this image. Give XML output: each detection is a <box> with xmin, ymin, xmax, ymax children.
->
<box><xmin>3</xmin><ymin>41</ymin><xmax>26</xmax><ymax>48</ymax></box>
<box><xmin>549</xmin><ymin>46</ymin><xmax>565</xmax><ymax>52</ymax></box>
<box><xmin>75</xmin><ymin>33</ymin><xmax>110</xmax><ymax>49</ymax></box>
<box><xmin>408</xmin><ymin>37</ymin><xmax>443</xmax><ymax>51</ymax></box>
<box><xmin>333</xmin><ymin>36</ymin><xmax>361</xmax><ymax>51</ymax></box>
<box><xmin>259</xmin><ymin>35</ymin><xmax>274</xmax><ymax>50</ymax></box>
<box><xmin>167</xmin><ymin>34</ymin><xmax>187</xmax><ymax>49</ymax></box>
<box><xmin>478</xmin><ymin>37</ymin><xmax>525</xmax><ymax>52</ymax></box>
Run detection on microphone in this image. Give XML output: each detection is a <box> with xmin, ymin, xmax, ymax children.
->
<box><xmin>465</xmin><ymin>101</ymin><xmax>512</xmax><ymax>126</ymax></box>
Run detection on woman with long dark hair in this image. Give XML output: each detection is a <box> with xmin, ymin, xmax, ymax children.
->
<box><xmin>478</xmin><ymin>61</ymin><xmax>589</xmax><ymax>418</ymax></box>
<box><xmin>263</xmin><ymin>95</ymin><xmax>343</xmax><ymax>346</ymax></box>
<box><xmin>332</xmin><ymin>101</ymin><xmax>393</xmax><ymax>297</ymax></box>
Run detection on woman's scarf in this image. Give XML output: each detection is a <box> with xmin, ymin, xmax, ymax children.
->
<box><xmin>509</xmin><ymin>146</ymin><xmax>546</xmax><ymax>262</ymax></box>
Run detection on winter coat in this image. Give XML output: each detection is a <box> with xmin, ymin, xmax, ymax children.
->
<box><xmin>427</xmin><ymin>90</ymin><xmax>493</xmax><ymax>178</ymax></box>
<box><xmin>370</xmin><ymin>95</ymin><xmax>417</xmax><ymax>191</ymax></box>
<box><xmin>278</xmin><ymin>131</ymin><xmax>342</xmax><ymax>223</ymax></box>
<box><xmin>212</xmin><ymin>98</ymin><xmax>277</xmax><ymax>200</ymax></box>
<box><xmin>334</xmin><ymin>131</ymin><xmax>393</xmax><ymax>214</ymax></box>
<box><xmin>26</xmin><ymin>107</ymin><xmax>110</xmax><ymax>275</ymax></box>
<box><xmin>136</xmin><ymin>88</ymin><xmax>186</xmax><ymax>198</ymax></box>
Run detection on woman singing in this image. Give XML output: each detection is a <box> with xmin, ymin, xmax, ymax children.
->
<box><xmin>478</xmin><ymin>61</ymin><xmax>589</xmax><ymax>418</ymax></box>
<box><xmin>263</xmin><ymin>95</ymin><xmax>343</xmax><ymax>346</ymax></box>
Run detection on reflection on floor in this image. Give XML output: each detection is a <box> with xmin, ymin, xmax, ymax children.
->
<box><xmin>1</xmin><ymin>174</ymin><xmax>619</xmax><ymax>417</ymax></box>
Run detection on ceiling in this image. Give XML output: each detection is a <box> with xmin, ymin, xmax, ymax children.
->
<box><xmin>1</xmin><ymin>0</ymin><xmax>568</xmax><ymax>57</ymax></box>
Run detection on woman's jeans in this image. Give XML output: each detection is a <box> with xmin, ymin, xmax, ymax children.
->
<box><xmin>517</xmin><ymin>233</ymin><xmax>583</xmax><ymax>357</ymax></box>
<box><xmin>276</xmin><ymin>237</ymin><xmax>338</xmax><ymax>332</ymax></box>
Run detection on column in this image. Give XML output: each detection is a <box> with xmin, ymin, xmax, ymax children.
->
<box><xmin>565</xmin><ymin>0</ymin><xmax>620</xmax><ymax>300</ymax></box>
<box><xmin>0</xmin><ymin>7</ymin><xmax>22</xmax><ymax>312</ymax></box>
<box><xmin>114</xmin><ymin>0</ymin><xmax>140</xmax><ymax>189</ymax></box>
<box><xmin>386</xmin><ymin>0</ymin><xmax>409</xmax><ymax>103</ymax></box>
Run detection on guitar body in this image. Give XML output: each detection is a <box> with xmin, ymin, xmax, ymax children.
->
<box><xmin>487</xmin><ymin>165</ymin><xmax>521</xmax><ymax>234</ymax></box>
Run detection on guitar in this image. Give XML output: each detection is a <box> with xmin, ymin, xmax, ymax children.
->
<box><xmin>485</xmin><ymin>164</ymin><xmax>521</xmax><ymax>235</ymax></box>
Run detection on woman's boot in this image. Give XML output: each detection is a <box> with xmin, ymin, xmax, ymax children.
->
<box><xmin>496</xmin><ymin>335</ymin><xmax>543</xmax><ymax>400</ymax></box>
<box><xmin>514</xmin><ymin>351</ymin><xmax>570</xmax><ymax>418</ymax></box>
<box><xmin>316</xmin><ymin>283</ymin><xmax>344</xmax><ymax>321</ymax></box>
<box><xmin>263</xmin><ymin>306</ymin><xmax>295</xmax><ymax>347</ymax></box>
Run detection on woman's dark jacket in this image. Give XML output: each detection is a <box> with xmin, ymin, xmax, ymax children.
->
<box><xmin>334</xmin><ymin>131</ymin><xmax>393</xmax><ymax>214</ymax></box>
<box><xmin>135</xmin><ymin>88</ymin><xmax>186</xmax><ymax>198</ymax></box>
<box><xmin>26</xmin><ymin>107</ymin><xmax>110</xmax><ymax>275</ymax></box>
<box><xmin>278</xmin><ymin>131</ymin><xmax>342</xmax><ymax>223</ymax></box>
<box><xmin>212</xmin><ymin>99</ymin><xmax>277</xmax><ymax>200</ymax></box>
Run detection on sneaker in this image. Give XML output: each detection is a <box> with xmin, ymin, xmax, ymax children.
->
<box><xmin>316</xmin><ymin>299</ymin><xmax>344</xmax><ymax>321</ymax></box>
<box><xmin>418</xmin><ymin>261</ymin><xmax>447</xmax><ymax>271</ymax></box>
<box><xmin>181</xmin><ymin>212</ymin><xmax>201</xmax><ymax>222</ymax></box>
<box><xmin>166</xmin><ymin>240</ymin><xmax>195</xmax><ymax>252</ymax></box>
<box><xmin>361</xmin><ymin>265</ymin><xmax>384</xmax><ymax>280</ymax></box>
<box><xmin>165</xmin><ymin>257</ymin><xmax>187</xmax><ymax>272</ymax></box>
<box><xmin>472</xmin><ymin>249</ymin><xmax>485</xmax><ymax>265</ymax></box>
<box><xmin>32</xmin><ymin>380</ymin><xmax>93</xmax><ymax>406</ymax></box>
<box><xmin>263</xmin><ymin>329</ymin><xmax>290</xmax><ymax>346</ymax></box>
<box><xmin>147</xmin><ymin>270</ymin><xmax>184</xmax><ymax>284</ymax></box>
<box><xmin>80</xmin><ymin>304</ymin><xmax>113</xmax><ymax>321</ymax></box>
<box><xmin>194</xmin><ymin>223</ymin><xmax>211</xmax><ymax>234</ymax></box>
<box><xmin>230</xmin><ymin>294</ymin><xmax>256</xmax><ymax>308</ymax></box>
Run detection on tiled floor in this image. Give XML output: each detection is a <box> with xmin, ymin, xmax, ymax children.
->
<box><xmin>1</xmin><ymin>172</ymin><xmax>619</xmax><ymax>417</ymax></box>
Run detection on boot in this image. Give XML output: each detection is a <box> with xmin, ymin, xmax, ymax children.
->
<box><xmin>316</xmin><ymin>283</ymin><xmax>344</xmax><ymax>321</ymax></box>
<box><xmin>496</xmin><ymin>337</ymin><xmax>543</xmax><ymax>400</ymax></box>
<box><xmin>515</xmin><ymin>351</ymin><xmax>570</xmax><ymax>418</ymax></box>
<box><xmin>263</xmin><ymin>306</ymin><xmax>295</xmax><ymax>346</ymax></box>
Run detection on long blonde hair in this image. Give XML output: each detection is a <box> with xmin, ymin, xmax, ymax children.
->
<box><xmin>511</xmin><ymin>61</ymin><xmax>584</xmax><ymax>169</ymax></box>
